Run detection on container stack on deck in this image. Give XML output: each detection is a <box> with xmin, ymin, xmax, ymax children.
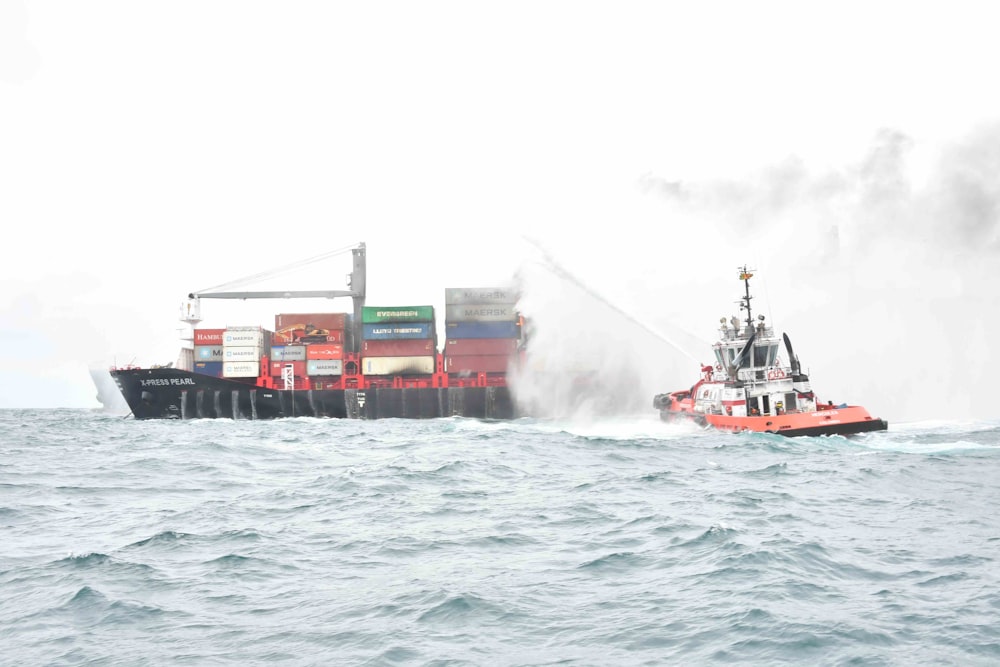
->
<box><xmin>443</xmin><ymin>288</ymin><xmax>522</xmax><ymax>381</ymax></box>
<box><xmin>192</xmin><ymin>328</ymin><xmax>225</xmax><ymax>377</ymax></box>
<box><xmin>272</xmin><ymin>313</ymin><xmax>351</xmax><ymax>390</ymax></box>
<box><xmin>360</xmin><ymin>306</ymin><xmax>438</xmax><ymax>379</ymax></box>
<box><xmin>223</xmin><ymin>326</ymin><xmax>272</xmax><ymax>379</ymax></box>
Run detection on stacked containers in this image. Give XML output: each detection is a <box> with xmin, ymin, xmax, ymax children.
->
<box><xmin>443</xmin><ymin>288</ymin><xmax>520</xmax><ymax>374</ymax></box>
<box><xmin>360</xmin><ymin>306</ymin><xmax>437</xmax><ymax>375</ymax></box>
<box><xmin>223</xmin><ymin>326</ymin><xmax>271</xmax><ymax>378</ymax></box>
<box><xmin>273</xmin><ymin>313</ymin><xmax>351</xmax><ymax>379</ymax></box>
<box><xmin>192</xmin><ymin>328</ymin><xmax>225</xmax><ymax>377</ymax></box>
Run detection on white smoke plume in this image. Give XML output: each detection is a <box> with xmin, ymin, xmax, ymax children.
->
<box><xmin>505</xmin><ymin>124</ymin><xmax>1000</xmax><ymax>424</ymax></box>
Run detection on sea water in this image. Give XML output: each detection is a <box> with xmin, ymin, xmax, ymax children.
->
<box><xmin>1</xmin><ymin>409</ymin><xmax>999</xmax><ymax>665</ymax></box>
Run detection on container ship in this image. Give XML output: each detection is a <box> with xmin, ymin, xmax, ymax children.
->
<box><xmin>108</xmin><ymin>244</ymin><xmax>526</xmax><ymax>419</ymax></box>
<box><xmin>652</xmin><ymin>266</ymin><xmax>888</xmax><ymax>437</ymax></box>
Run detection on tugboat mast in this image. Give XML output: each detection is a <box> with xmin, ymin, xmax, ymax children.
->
<box><xmin>738</xmin><ymin>265</ymin><xmax>755</xmax><ymax>334</ymax></box>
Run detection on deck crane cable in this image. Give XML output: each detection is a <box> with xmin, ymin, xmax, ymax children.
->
<box><xmin>194</xmin><ymin>243</ymin><xmax>362</xmax><ymax>294</ymax></box>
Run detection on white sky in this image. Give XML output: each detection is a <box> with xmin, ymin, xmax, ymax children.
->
<box><xmin>3</xmin><ymin>1</ymin><xmax>1000</xmax><ymax>421</ymax></box>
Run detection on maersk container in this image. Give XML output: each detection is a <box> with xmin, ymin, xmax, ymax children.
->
<box><xmin>362</xmin><ymin>322</ymin><xmax>434</xmax><ymax>340</ymax></box>
<box><xmin>271</xmin><ymin>345</ymin><xmax>307</xmax><ymax>361</ymax></box>
<box><xmin>445</xmin><ymin>355</ymin><xmax>510</xmax><ymax>374</ymax></box>
<box><xmin>305</xmin><ymin>343</ymin><xmax>344</xmax><ymax>360</ymax></box>
<box><xmin>362</xmin><ymin>305</ymin><xmax>435</xmax><ymax>324</ymax></box>
<box><xmin>444</xmin><ymin>338</ymin><xmax>518</xmax><ymax>356</ymax></box>
<box><xmin>223</xmin><ymin>346</ymin><xmax>263</xmax><ymax>362</ymax></box>
<box><xmin>223</xmin><ymin>328</ymin><xmax>267</xmax><ymax>347</ymax></box>
<box><xmin>274</xmin><ymin>313</ymin><xmax>349</xmax><ymax>331</ymax></box>
<box><xmin>445</xmin><ymin>287</ymin><xmax>519</xmax><ymax>306</ymax></box>
<box><xmin>271</xmin><ymin>360</ymin><xmax>306</xmax><ymax>377</ymax></box>
<box><xmin>444</xmin><ymin>303</ymin><xmax>518</xmax><ymax>322</ymax></box>
<box><xmin>194</xmin><ymin>345</ymin><xmax>224</xmax><ymax>362</ymax></box>
<box><xmin>307</xmin><ymin>359</ymin><xmax>343</xmax><ymax>376</ymax></box>
<box><xmin>362</xmin><ymin>355</ymin><xmax>436</xmax><ymax>375</ymax></box>
<box><xmin>193</xmin><ymin>328</ymin><xmax>225</xmax><ymax>345</ymax></box>
<box><xmin>193</xmin><ymin>361</ymin><xmax>224</xmax><ymax>377</ymax></box>
<box><xmin>223</xmin><ymin>361</ymin><xmax>260</xmax><ymax>378</ymax></box>
<box><xmin>361</xmin><ymin>338</ymin><xmax>436</xmax><ymax>357</ymax></box>
<box><xmin>444</xmin><ymin>321</ymin><xmax>519</xmax><ymax>339</ymax></box>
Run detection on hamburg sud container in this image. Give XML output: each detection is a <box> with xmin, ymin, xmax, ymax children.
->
<box><xmin>443</xmin><ymin>287</ymin><xmax>520</xmax><ymax>374</ymax></box>
<box><xmin>222</xmin><ymin>326</ymin><xmax>270</xmax><ymax>378</ymax></box>
<box><xmin>360</xmin><ymin>305</ymin><xmax>436</xmax><ymax>375</ymax></box>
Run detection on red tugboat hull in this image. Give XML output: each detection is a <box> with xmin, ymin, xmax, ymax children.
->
<box><xmin>658</xmin><ymin>398</ymin><xmax>888</xmax><ymax>437</ymax></box>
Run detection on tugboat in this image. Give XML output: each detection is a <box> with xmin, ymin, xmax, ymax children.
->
<box><xmin>652</xmin><ymin>267</ymin><xmax>888</xmax><ymax>437</ymax></box>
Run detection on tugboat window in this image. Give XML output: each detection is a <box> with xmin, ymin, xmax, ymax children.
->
<box><xmin>753</xmin><ymin>345</ymin><xmax>769</xmax><ymax>367</ymax></box>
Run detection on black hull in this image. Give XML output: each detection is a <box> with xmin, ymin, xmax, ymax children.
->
<box><xmin>111</xmin><ymin>368</ymin><xmax>517</xmax><ymax>420</ymax></box>
<box><xmin>773</xmin><ymin>419</ymin><xmax>889</xmax><ymax>438</ymax></box>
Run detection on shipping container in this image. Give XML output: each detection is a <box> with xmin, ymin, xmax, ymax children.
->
<box><xmin>362</xmin><ymin>322</ymin><xmax>435</xmax><ymax>340</ymax></box>
<box><xmin>443</xmin><ymin>338</ymin><xmax>518</xmax><ymax>356</ymax></box>
<box><xmin>223</xmin><ymin>329</ymin><xmax>268</xmax><ymax>347</ymax></box>
<box><xmin>444</xmin><ymin>303</ymin><xmax>518</xmax><ymax>322</ymax></box>
<box><xmin>323</xmin><ymin>331</ymin><xmax>345</xmax><ymax>344</ymax></box>
<box><xmin>270</xmin><ymin>345</ymin><xmax>307</xmax><ymax>361</ymax></box>
<box><xmin>223</xmin><ymin>361</ymin><xmax>260</xmax><ymax>378</ymax></box>
<box><xmin>270</xmin><ymin>360</ymin><xmax>306</xmax><ymax>377</ymax></box>
<box><xmin>444</xmin><ymin>287</ymin><xmax>519</xmax><ymax>305</ymax></box>
<box><xmin>361</xmin><ymin>338</ymin><xmax>437</xmax><ymax>357</ymax></box>
<box><xmin>193</xmin><ymin>361</ymin><xmax>224</xmax><ymax>377</ymax></box>
<box><xmin>305</xmin><ymin>343</ymin><xmax>344</xmax><ymax>360</ymax></box>
<box><xmin>444</xmin><ymin>355</ymin><xmax>511</xmax><ymax>374</ymax></box>
<box><xmin>193</xmin><ymin>328</ymin><xmax>225</xmax><ymax>345</ymax></box>
<box><xmin>274</xmin><ymin>313</ymin><xmax>349</xmax><ymax>331</ymax></box>
<box><xmin>223</xmin><ymin>346</ymin><xmax>263</xmax><ymax>362</ymax></box>
<box><xmin>272</xmin><ymin>329</ymin><xmax>347</xmax><ymax>345</ymax></box>
<box><xmin>307</xmin><ymin>359</ymin><xmax>344</xmax><ymax>376</ymax></box>
<box><xmin>444</xmin><ymin>320</ymin><xmax>520</xmax><ymax>339</ymax></box>
<box><xmin>361</xmin><ymin>305</ymin><xmax>435</xmax><ymax>323</ymax></box>
<box><xmin>194</xmin><ymin>345</ymin><xmax>224</xmax><ymax>362</ymax></box>
<box><xmin>362</xmin><ymin>355</ymin><xmax>436</xmax><ymax>375</ymax></box>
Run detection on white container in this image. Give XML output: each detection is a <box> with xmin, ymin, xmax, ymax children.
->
<box><xmin>224</xmin><ymin>329</ymin><xmax>267</xmax><ymax>347</ymax></box>
<box><xmin>306</xmin><ymin>359</ymin><xmax>343</xmax><ymax>376</ymax></box>
<box><xmin>362</xmin><ymin>355</ymin><xmax>436</xmax><ymax>375</ymax></box>
<box><xmin>444</xmin><ymin>303</ymin><xmax>518</xmax><ymax>322</ymax></box>
<box><xmin>271</xmin><ymin>345</ymin><xmax>307</xmax><ymax>361</ymax></box>
<box><xmin>223</xmin><ymin>361</ymin><xmax>260</xmax><ymax>378</ymax></box>
<box><xmin>223</xmin><ymin>346</ymin><xmax>263</xmax><ymax>362</ymax></box>
<box><xmin>444</xmin><ymin>287</ymin><xmax>518</xmax><ymax>305</ymax></box>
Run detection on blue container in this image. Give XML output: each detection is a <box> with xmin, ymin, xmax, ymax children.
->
<box><xmin>193</xmin><ymin>361</ymin><xmax>224</xmax><ymax>377</ymax></box>
<box><xmin>362</xmin><ymin>322</ymin><xmax>435</xmax><ymax>340</ymax></box>
<box><xmin>444</xmin><ymin>320</ymin><xmax>520</xmax><ymax>339</ymax></box>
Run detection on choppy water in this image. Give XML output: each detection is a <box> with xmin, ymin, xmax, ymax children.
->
<box><xmin>2</xmin><ymin>410</ymin><xmax>999</xmax><ymax>666</ymax></box>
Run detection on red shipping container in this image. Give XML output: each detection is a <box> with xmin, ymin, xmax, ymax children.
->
<box><xmin>306</xmin><ymin>343</ymin><xmax>344</xmax><ymax>360</ymax></box>
<box><xmin>272</xmin><ymin>330</ymin><xmax>345</xmax><ymax>344</ymax></box>
<box><xmin>270</xmin><ymin>360</ymin><xmax>306</xmax><ymax>377</ymax></box>
<box><xmin>194</xmin><ymin>328</ymin><xmax>225</xmax><ymax>345</ymax></box>
<box><xmin>361</xmin><ymin>338</ymin><xmax>436</xmax><ymax>357</ymax></box>
<box><xmin>275</xmin><ymin>313</ymin><xmax>348</xmax><ymax>331</ymax></box>
<box><xmin>444</xmin><ymin>338</ymin><xmax>517</xmax><ymax>356</ymax></box>
<box><xmin>444</xmin><ymin>355</ymin><xmax>510</xmax><ymax>373</ymax></box>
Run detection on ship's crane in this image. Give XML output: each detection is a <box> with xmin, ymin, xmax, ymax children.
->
<box><xmin>177</xmin><ymin>243</ymin><xmax>367</xmax><ymax>367</ymax></box>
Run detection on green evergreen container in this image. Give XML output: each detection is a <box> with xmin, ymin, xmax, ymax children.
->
<box><xmin>362</xmin><ymin>305</ymin><xmax>436</xmax><ymax>324</ymax></box>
